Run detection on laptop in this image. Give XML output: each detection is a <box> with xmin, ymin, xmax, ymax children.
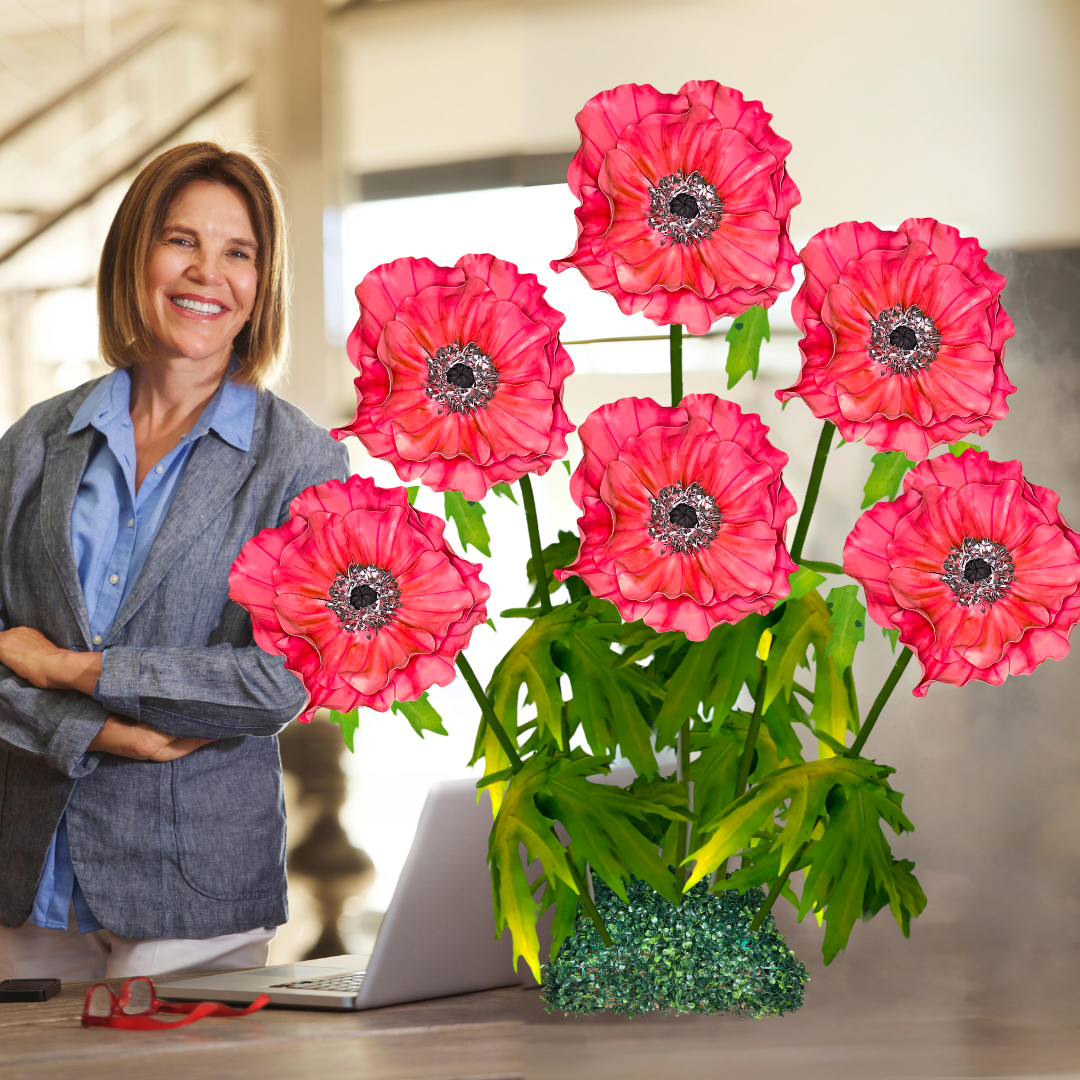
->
<box><xmin>160</xmin><ymin>779</ymin><xmax>520</xmax><ymax>1010</ymax></box>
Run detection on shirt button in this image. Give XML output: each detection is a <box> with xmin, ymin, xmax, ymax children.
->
<box><xmin>92</xmin><ymin>635</ymin><xmax>102</xmax><ymax>645</ymax></box>
<box><xmin>155</xmin><ymin>464</ymin><xmax>164</xmax><ymax>474</ymax></box>
<box><xmin>109</xmin><ymin>574</ymin><xmax>120</xmax><ymax>585</ymax></box>
<box><xmin>128</xmin><ymin>518</ymin><xmax>135</xmax><ymax>528</ymax></box>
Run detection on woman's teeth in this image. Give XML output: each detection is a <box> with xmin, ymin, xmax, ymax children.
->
<box><xmin>172</xmin><ymin>297</ymin><xmax>224</xmax><ymax>314</ymax></box>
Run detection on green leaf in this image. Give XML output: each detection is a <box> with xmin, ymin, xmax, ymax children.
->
<box><xmin>406</xmin><ymin>485</ymin><xmax>419</xmax><ymax>506</ymax></box>
<box><xmin>390</xmin><ymin>692</ymin><xmax>447</xmax><ymax>738</ymax></box>
<box><xmin>811</xmin><ymin>644</ymin><xmax>858</xmax><ymax>756</ymax></box>
<box><xmin>443</xmin><ymin>490</ymin><xmax>491</xmax><ymax>556</ymax></box>
<box><xmin>684</xmin><ymin>756</ymin><xmax>894</xmax><ymax>891</ymax></box>
<box><xmin>789</xmin><ymin>566</ymin><xmax>826</xmax><ymax>600</ymax></box>
<box><xmin>824</xmin><ymin>584</ymin><xmax>866</xmax><ymax>674</ymax></box>
<box><xmin>799</xmin><ymin>784</ymin><xmax>924</xmax><ymax>963</ymax></box>
<box><xmin>552</xmin><ymin>623</ymin><xmax>660</xmax><ymax>773</ymax></box>
<box><xmin>488</xmin><ymin>755</ymin><xmax>576</xmax><ymax>979</ymax></box>
<box><xmin>725</xmin><ymin>305</ymin><xmax>770</xmax><ymax>389</ymax></box>
<box><xmin>763</xmin><ymin>590</ymin><xmax>831</xmax><ymax>710</ymax></box>
<box><xmin>329</xmin><ymin>709</ymin><xmax>359</xmax><ymax>752</ymax></box>
<box><xmin>562</xmin><ymin>460</ymin><xmax>572</xmax><ymax>474</ymax></box>
<box><xmin>762</xmin><ymin>692</ymin><xmax>808</xmax><ymax>767</ymax></box>
<box><xmin>948</xmin><ymin>441</ymin><xmax>980</xmax><ymax>456</ymax></box>
<box><xmin>861</xmin><ymin>451</ymin><xmax>915</xmax><ymax>508</ymax></box>
<box><xmin>882</xmin><ymin>626</ymin><xmax>900</xmax><ymax>652</ymax></box>
<box><xmin>491</xmin><ymin>482</ymin><xmax>518</xmax><ymax>503</ymax></box>
<box><xmin>526</xmin><ymin>530</ymin><xmax>579</xmax><ymax>607</ymax></box>
<box><xmin>799</xmin><ymin>559</ymin><xmax>844</xmax><ymax>575</ymax></box>
<box><xmin>486</xmin><ymin>617</ymin><xmax>496</xmax><ymax>632</ymax></box>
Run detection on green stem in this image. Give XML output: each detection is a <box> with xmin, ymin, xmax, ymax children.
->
<box><xmin>846</xmin><ymin>648</ymin><xmax>913</xmax><ymax>758</ymax></box>
<box><xmin>790</xmin><ymin>421</ymin><xmax>836</xmax><ymax>564</ymax></box>
<box><xmin>675</xmin><ymin>720</ymin><xmax>692</xmax><ymax>891</ymax></box>
<box><xmin>457</xmin><ymin>654</ymin><xmax>522</xmax><ymax>769</ymax></box>
<box><xmin>735</xmin><ymin>660</ymin><xmax>767</xmax><ymax>799</ymax></box>
<box><xmin>565</xmin><ymin>851</ymin><xmax>613</xmax><ymax>947</ymax></box>
<box><xmin>670</xmin><ymin>324</ymin><xmax>683</xmax><ymax>405</ymax></box>
<box><xmin>519</xmin><ymin>475</ymin><xmax>551</xmax><ymax>615</ymax></box>
<box><xmin>749</xmin><ymin>840</ymin><xmax>810</xmax><ymax>932</ymax></box>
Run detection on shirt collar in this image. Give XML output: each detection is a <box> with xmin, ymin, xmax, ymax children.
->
<box><xmin>68</xmin><ymin>357</ymin><xmax>256</xmax><ymax>452</ymax></box>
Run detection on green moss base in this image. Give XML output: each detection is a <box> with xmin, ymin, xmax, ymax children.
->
<box><xmin>541</xmin><ymin>874</ymin><xmax>809</xmax><ymax>1017</ymax></box>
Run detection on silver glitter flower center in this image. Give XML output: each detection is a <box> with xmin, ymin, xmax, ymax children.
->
<box><xmin>647</xmin><ymin>170</ymin><xmax>724</xmax><ymax>247</ymax></box>
<box><xmin>647</xmin><ymin>481</ymin><xmax>723</xmax><ymax>555</ymax></box>
<box><xmin>326</xmin><ymin>564</ymin><xmax>401</xmax><ymax>637</ymax></box>
<box><xmin>941</xmin><ymin>537</ymin><xmax>1015</xmax><ymax>610</ymax></box>
<box><xmin>868</xmin><ymin>304</ymin><xmax>941</xmax><ymax>376</ymax></box>
<box><xmin>424</xmin><ymin>340</ymin><xmax>498</xmax><ymax>415</ymax></box>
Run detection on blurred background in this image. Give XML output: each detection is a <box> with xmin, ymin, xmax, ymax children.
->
<box><xmin>2</xmin><ymin>0</ymin><xmax>1079</xmax><ymax>1026</ymax></box>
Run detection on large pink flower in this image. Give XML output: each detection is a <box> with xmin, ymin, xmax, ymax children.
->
<box><xmin>551</xmin><ymin>81</ymin><xmax>800</xmax><ymax>335</ymax></box>
<box><xmin>777</xmin><ymin>219</ymin><xmax>1016</xmax><ymax>459</ymax></box>
<box><xmin>557</xmin><ymin>394</ymin><xmax>796</xmax><ymax>640</ymax></box>
<box><xmin>332</xmin><ymin>254</ymin><xmax>574</xmax><ymax>502</ymax></box>
<box><xmin>844</xmin><ymin>451</ymin><xmax>1080</xmax><ymax>696</ymax></box>
<box><xmin>229</xmin><ymin>475</ymin><xmax>489</xmax><ymax>719</ymax></box>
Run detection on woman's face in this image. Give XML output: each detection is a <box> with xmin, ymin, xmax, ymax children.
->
<box><xmin>143</xmin><ymin>181</ymin><xmax>259</xmax><ymax>366</ymax></box>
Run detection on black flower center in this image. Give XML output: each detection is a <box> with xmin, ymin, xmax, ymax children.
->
<box><xmin>648</xmin><ymin>482</ymin><xmax>722</xmax><ymax>555</ymax></box>
<box><xmin>941</xmin><ymin>538</ymin><xmax>1015</xmax><ymax>610</ymax></box>
<box><xmin>669</xmin><ymin>192</ymin><xmax>700</xmax><ymax>220</ymax></box>
<box><xmin>445</xmin><ymin>362</ymin><xmax>476</xmax><ymax>390</ymax></box>
<box><xmin>668</xmin><ymin>502</ymin><xmax>699</xmax><ymax>529</ymax></box>
<box><xmin>647</xmin><ymin>170</ymin><xmax>724</xmax><ymax>246</ymax></box>
<box><xmin>350</xmin><ymin>583</ymin><xmax>378</xmax><ymax>609</ymax></box>
<box><xmin>424</xmin><ymin>340</ymin><xmax>499</xmax><ymax>415</ymax></box>
<box><xmin>889</xmin><ymin>324</ymin><xmax>918</xmax><ymax>352</ymax></box>
<box><xmin>328</xmin><ymin>564</ymin><xmax>401</xmax><ymax>636</ymax></box>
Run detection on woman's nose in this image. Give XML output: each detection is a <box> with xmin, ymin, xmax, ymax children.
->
<box><xmin>187</xmin><ymin>253</ymin><xmax>227</xmax><ymax>286</ymax></box>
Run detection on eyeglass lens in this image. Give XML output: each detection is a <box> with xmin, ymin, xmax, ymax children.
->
<box><xmin>87</xmin><ymin>985</ymin><xmax>114</xmax><ymax>1017</ymax></box>
<box><xmin>122</xmin><ymin>978</ymin><xmax>155</xmax><ymax>1015</ymax></box>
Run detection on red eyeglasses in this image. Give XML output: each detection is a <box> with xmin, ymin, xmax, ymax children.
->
<box><xmin>82</xmin><ymin>976</ymin><xmax>269</xmax><ymax>1030</ymax></box>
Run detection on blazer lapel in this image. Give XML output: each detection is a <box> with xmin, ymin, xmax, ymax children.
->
<box><xmin>40</xmin><ymin>429</ymin><xmax>96</xmax><ymax>648</ymax></box>
<box><xmin>107</xmin><ymin>434</ymin><xmax>258</xmax><ymax>641</ymax></box>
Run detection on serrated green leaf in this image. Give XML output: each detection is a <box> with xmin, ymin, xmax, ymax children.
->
<box><xmin>725</xmin><ymin>305</ymin><xmax>770</xmax><ymax>388</ymax></box>
<box><xmin>552</xmin><ymin>624</ymin><xmax>659</xmax><ymax>775</ymax></box>
<box><xmin>685</xmin><ymin>756</ymin><xmax>893</xmax><ymax>891</ymax></box>
<box><xmin>789</xmin><ymin>566</ymin><xmax>826</xmax><ymax>600</ymax></box>
<box><xmin>824</xmin><ymin>584</ymin><xmax>866</xmax><ymax>674</ymax></box>
<box><xmin>526</xmin><ymin>530</ymin><xmax>579</xmax><ymax>606</ymax></box>
<box><xmin>811</xmin><ymin>646</ymin><xmax>858</xmax><ymax>757</ymax></box>
<box><xmin>948</xmin><ymin>441</ymin><xmax>980</xmax><ymax>456</ymax></box>
<box><xmin>762</xmin><ymin>692</ymin><xmax>808</xmax><ymax>767</ymax></box>
<box><xmin>329</xmin><ymin>709</ymin><xmax>359</xmax><ymax>752</ymax></box>
<box><xmin>799</xmin><ymin>784</ymin><xmax>924</xmax><ymax>963</ymax></box>
<box><xmin>492</xmin><ymin>482</ymin><xmax>518</xmax><ymax>503</ymax></box>
<box><xmin>443</xmin><ymin>490</ymin><xmax>491</xmax><ymax>555</ymax></box>
<box><xmin>882</xmin><ymin>626</ymin><xmax>900</xmax><ymax>652</ymax></box>
<box><xmin>763</xmin><ymin>590</ymin><xmax>831</xmax><ymax>709</ymax></box>
<box><xmin>390</xmin><ymin>692</ymin><xmax>447</xmax><ymax>739</ymax></box>
<box><xmin>862</xmin><ymin>451</ymin><xmax>916</xmax><ymax>508</ymax></box>
<box><xmin>406</xmin><ymin>485</ymin><xmax>419</xmax><ymax>506</ymax></box>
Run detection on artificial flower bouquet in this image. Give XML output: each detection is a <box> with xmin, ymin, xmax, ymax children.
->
<box><xmin>229</xmin><ymin>81</ymin><xmax>1080</xmax><ymax>1016</ymax></box>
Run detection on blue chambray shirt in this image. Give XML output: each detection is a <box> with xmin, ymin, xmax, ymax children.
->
<box><xmin>29</xmin><ymin>364</ymin><xmax>256</xmax><ymax>932</ymax></box>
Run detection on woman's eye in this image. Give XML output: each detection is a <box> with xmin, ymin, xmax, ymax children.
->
<box><xmin>168</xmin><ymin>237</ymin><xmax>192</xmax><ymax>247</ymax></box>
<box><xmin>229</xmin><ymin>250</ymin><xmax>251</xmax><ymax>260</ymax></box>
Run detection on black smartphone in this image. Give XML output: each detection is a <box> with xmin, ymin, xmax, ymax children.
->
<box><xmin>0</xmin><ymin>979</ymin><xmax>61</xmax><ymax>1002</ymax></box>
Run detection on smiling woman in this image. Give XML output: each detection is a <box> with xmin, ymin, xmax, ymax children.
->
<box><xmin>0</xmin><ymin>143</ymin><xmax>348</xmax><ymax>981</ymax></box>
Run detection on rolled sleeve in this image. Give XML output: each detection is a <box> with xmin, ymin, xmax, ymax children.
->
<box><xmin>94</xmin><ymin>647</ymin><xmax>143</xmax><ymax>720</ymax></box>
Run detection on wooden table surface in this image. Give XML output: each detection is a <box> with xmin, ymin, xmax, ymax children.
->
<box><xmin>3</xmin><ymin>922</ymin><xmax>1080</xmax><ymax>1080</ymax></box>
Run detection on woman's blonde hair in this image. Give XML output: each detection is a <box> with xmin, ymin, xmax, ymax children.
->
<box><xmin>97</xmin><ymin>142</ymin><xmax>288</xmax><ymax>388</ymax></box>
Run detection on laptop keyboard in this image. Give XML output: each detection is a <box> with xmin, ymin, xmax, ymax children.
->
<box><xmin>269</xmin><ymin>972</ymin><xmax>366</xmax><ymax>992</ymax></box>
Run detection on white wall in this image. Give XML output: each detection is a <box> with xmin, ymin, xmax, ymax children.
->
<box><xmin>342</xmin><ymin>0</ymin><xmax>1080</xmax><ymax>249</ymax></box>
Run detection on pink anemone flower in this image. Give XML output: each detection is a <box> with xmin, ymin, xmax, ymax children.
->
<box><xmin>551</xmin><ymin>80</ymin><xmax>800</xmax><ymax>336</ymax></box>
<box><xmin>332</xmin><ymin>253</ymin><xmax>574</xmax><ymax>502</ymax></box>
<box><xmin>844</xmin><ymin>451</ymin><xmax>1080</xmax><ymax>696</ymax></box>
<box><xmin>557</xmin><ymin>394</ymin><xmax>796</xmax><ymax>640</ymax></box>
<box><xmin>777</xmin><ymin>219</ymin><xmax>1016</xmax><ymax>460</ymax></box>
<box><xmin>229</xmin><ymin>475</ymin><xmax>489</xmax><ymax>720</ymax></box>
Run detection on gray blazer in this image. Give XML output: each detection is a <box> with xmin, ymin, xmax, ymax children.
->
<box><xmin>0</xmin><ymin>378</ymin><xmax>349</xmax><ymax>937</ymax></box>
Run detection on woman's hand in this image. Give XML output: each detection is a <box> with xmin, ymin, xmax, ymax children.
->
<box><xmin>0</xmin><ymin>627</ymin><xmax>102</xmax><ymax>695</ymax></box>
<box><xmin>88</xmin><ymin>716</ymin><xmax>214</xmax><ymax>762</ymax></box>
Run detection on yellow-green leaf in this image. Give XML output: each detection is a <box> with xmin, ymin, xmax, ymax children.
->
<box><xmin>725</xmin><ymin>305</ymin><xmax>770</xmax><ymax>388</ymax></box>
